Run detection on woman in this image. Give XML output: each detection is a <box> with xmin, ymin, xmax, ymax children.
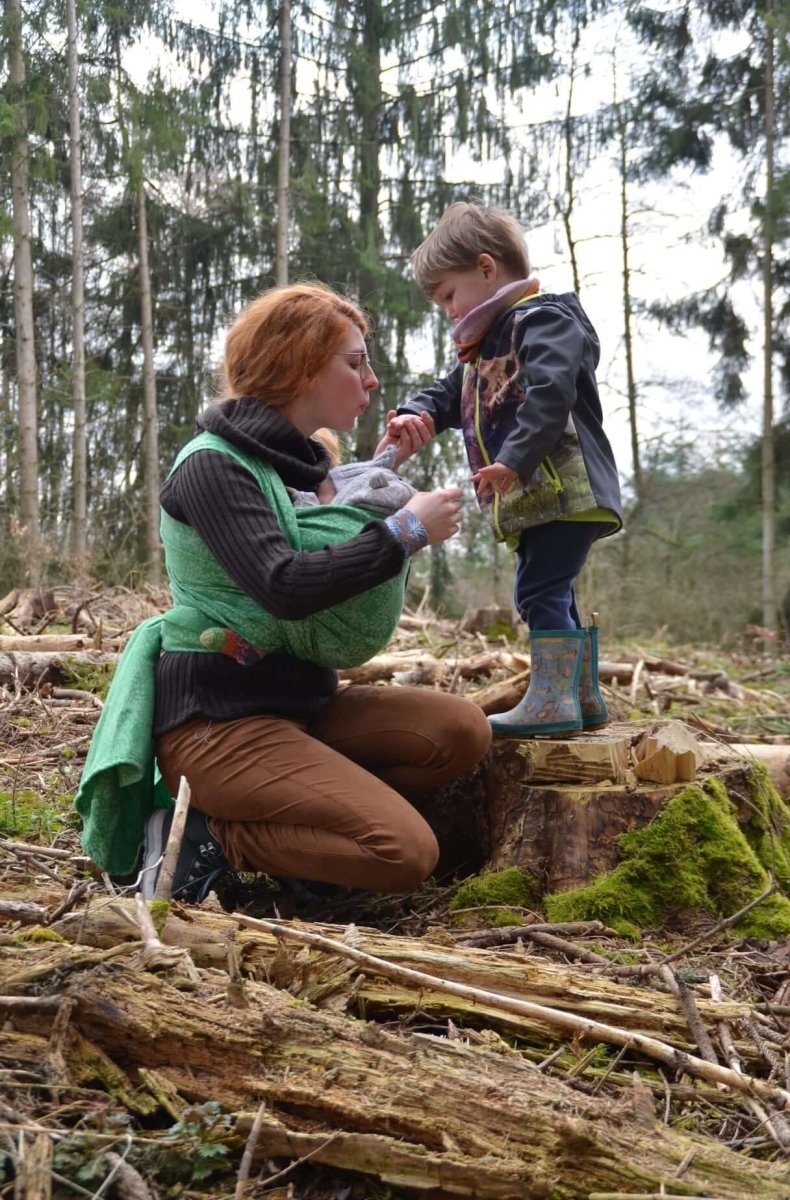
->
<box><xmin>76</xmin><ymin>283</ymin><xmax>491</xmax><ymax>902</ymax></box>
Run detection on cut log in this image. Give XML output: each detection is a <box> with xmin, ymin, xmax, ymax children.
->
<box><xmin>46</xmin><ymin>896</ymin><xmax>755</xmax><ymax>1059</ymax></box>
<box><xmin>458</xmin><ymin>605</ymin><xmax>518</xmax><ymax>637</ymax></box>
<box><xmin>468</xmin><ymin>668</ymin><xmax>530</xmax><ymax>714</ymax></box>
<box><xmin>0</xmin><ymin>650</ymin><xmax>119</xmax><ymax>688</ymax></box>
<box><xmin>0</xmin><ymin>632</ymin><xmax>122</xmax><ymax>652</ymax></box>
<box><xmin>513</xmin><ymin>733</ymin><xmax>631</xmax><ymax>786</ymax></box>
<box><xmin>633</xmin><ymin>720</ymin><xmax>707</xmax><ymax>784</ymax></box>
<box><xmin>701</xmin><ymin>742</ymin><xmax>790</xmax><ymax>799</ymax></box>
<box><xmin>341</xmin><ymin>651</ymin><xmax>444</xmax><ymax>685</ymax></box>
<box><xmin>3</xmin><ymin>934</ymin><xmax>788</xmax><ymax>1197</ymax></box>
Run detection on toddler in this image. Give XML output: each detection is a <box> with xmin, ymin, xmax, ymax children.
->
<box><xmin>383</xmin><ymin>202</ymin><xmax>623</xmax><ymax>736</ymax></box>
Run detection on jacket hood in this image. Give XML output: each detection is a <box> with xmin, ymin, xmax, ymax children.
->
<box><xmin>511</xmin><ymin>292</ymin><xmax>601</xmax><ymax>369</ymax></box>
<box><xmin>196</xmin><ymin>397</ymin><xmax>331</xmax><ymax>490</ymax></box>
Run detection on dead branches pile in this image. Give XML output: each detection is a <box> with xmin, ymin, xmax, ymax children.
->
<box><xmin>3</xmin><ymin>845</ymin><xmax>790</xmax><ymax>1196</ymax></box>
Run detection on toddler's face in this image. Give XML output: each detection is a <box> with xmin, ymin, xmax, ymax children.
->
<box><xmin>430</xmin><ymin>260</ymin><xmax>502</xmax><ymax>323</ymax></box>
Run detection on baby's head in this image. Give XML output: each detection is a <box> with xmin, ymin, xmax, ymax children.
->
<box><xmin>312</xmin><ymin>427</ymin><xmax>341</xmax><ymax>466</ymax></box>
<box><xmin>411</xmin><ymin>202</ymin><xmax>530</xmax><ymax>322</ymax></box>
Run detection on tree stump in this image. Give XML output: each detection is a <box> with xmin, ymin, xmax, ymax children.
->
<box><xmin>475</xmin><ymin>727</ymin><xmax>774</xmax><ymax>894</ymax></box>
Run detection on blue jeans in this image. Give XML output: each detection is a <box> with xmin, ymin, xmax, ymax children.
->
<box><xmin>513</xmin><ymin>521</ymin><xmax>609</xmax><ymax>631</ymax></box>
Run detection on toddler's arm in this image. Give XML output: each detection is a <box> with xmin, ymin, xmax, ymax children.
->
<box><xmin>374</xmin><ymin>410</ymin><xmax>434</xmax><ymax>465</ymax></box>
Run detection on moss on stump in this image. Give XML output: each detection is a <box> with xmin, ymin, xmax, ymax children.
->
<box><xmin>545</xmin><ymin>772</ymin><xmax>790</xmax><ymax>938</ymax></box>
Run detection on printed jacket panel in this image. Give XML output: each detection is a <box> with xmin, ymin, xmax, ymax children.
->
<box><xmin>402</xmin><ymin>293</ymin><xmax>623</xmax><ymax>541</ymax></box>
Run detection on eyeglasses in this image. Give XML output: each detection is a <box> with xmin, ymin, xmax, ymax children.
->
<box><xmin>334</xmin><ymin>350</ymin><xmax>373</xmax><ymax>379</ymax></box>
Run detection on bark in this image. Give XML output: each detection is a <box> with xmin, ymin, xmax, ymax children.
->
<box><xmin>66</xmin><ymin>0</ymin><xmax>87</xmax><ymax>582</ymax></box>
<box><xmin>3</xmin><ymin>932</ymin><xmax>788</xmax><ymax>1198</ymax></box>
<box><xmin>0</xmin><ymin>634</ymin><xmax>121</xmax><ymax>652</ymax></box>
<box><xmin>275</xmin><ymin>0</ymin><xmax>291</xmax><ymax>286</ymax></box>
<box><xmin>615</xmin><ymin>90</ymin><xmax>642</xmax><ymax>506</ymax></box>
<box><xmin>137</xmin><ymin>179</ymin><xmax>161</xmax><ymax>585</ymax></box>
<box><xmin>0</xmin><ymin>649</ymin><xmax>119</xmax><ymax>688</ymax></box>
<box><xmin>762</xmin><ymin>0</ymin><xmax>777</xmax><ymax>645</ymax></box>
<box><xmin>47</xmin><ymin>897</ymin><xmax>755</xmax><ymax>1062</ymax></box>
<box><xmin>4</xmin><ymin>0</ymin><xmax>40</xmax><ymax>586</ymax></box>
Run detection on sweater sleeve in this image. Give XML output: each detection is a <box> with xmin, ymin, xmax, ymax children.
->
<box><xmin>160</xmin><ymin>449</ymin><xmax>406</xmax><ymax>620</ymax></box>
<box><xmin>495</xmin><ymin>304</ymin><xmax>586</xmax><ymax>482</ymax></box>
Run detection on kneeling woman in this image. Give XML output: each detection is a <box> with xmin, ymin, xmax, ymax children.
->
<box><xmin>77</xmin><ymin>283</ymin><xmax>491</xmax><ymax>901</ymax></box>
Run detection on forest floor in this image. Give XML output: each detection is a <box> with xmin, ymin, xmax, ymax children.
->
<box><xmin>1</xmin><ymin>588</ymin><xmax>790</xmax><ymax>1198</ymax></box>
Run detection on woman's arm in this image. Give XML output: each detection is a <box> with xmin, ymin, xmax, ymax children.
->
<box><xmin>161</xmin><ymin>449</ymin><xmax>406</xmax><ymax>620</ymax></box>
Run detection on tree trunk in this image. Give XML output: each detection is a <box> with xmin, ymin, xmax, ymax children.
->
<box><xmin>615</xmin><ymin>90</ymin><xmax>642</xmax><ymax>506</ymax></box>
<box><xmin>67</xmin><ymin>0</ymin><xmax>88</xmax><ymax>583</ymax></box>
<box><xmin>352</xmin><ymin>0</ymin><xmax>383</xmax><ymax>460</ymax></box>
<box><xmin>275</xmin><ymin>0</ymin><xmax>291</xmax><ymax>286</ymax></box>
<box><xmin>761</xmin><ymin>0</ymin><xmax>777</xmax><ymax>649</ymax></box>
<box><xmin>5</xmin><ymin>0</ymin><xmax>40</xmax><ymax>586</ymax></box>
<box><xmin>137</xmin><ymin>178</ymin><xmax>161</xmax><ymax>584</ymax></box>
<box><xmin>4</xmin><ymin>930</ymin><xmax>788</xmax><ymax>1198</ymax></box>
<box><xmin>559</xmin><ymin>25</ymin><xmax>581</xmax><ymax>293</ymax></box>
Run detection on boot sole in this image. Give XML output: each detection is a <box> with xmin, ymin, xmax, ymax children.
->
<box><xmin>582</xmin><ymin>716</ymin><xmax>609</xmax><ymax>730</ymax></box>
<box><xmin>489</xmin><ymin>718</ymin><xmax>583</xmax><ymax>737</ymax></box>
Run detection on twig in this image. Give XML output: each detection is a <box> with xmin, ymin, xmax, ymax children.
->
<box><xmin>610</xmin><ymin>883</ymin><xmax>780</xmax><ymax>978</ymax></box>
<box><xmin>231</xmin><ymin>912</ymin><xmax>790</xmax><ymax>1111</ymax></box>
<box><xmin>258</xmin><ymin>1132</ymin><xmax>340</xmax><ymax>1187</ymax></box>
<box><xmin>671</xmin><ymin>970</ymin><xmax>720</xmax><ymax>1067</ymax></box>
<box><xmin>235</xmin><ymin>1101</ymin><xmax>267</xmax><ymax>1200</ymax></box>
<box><xmin>520</xmin><ymin>929</ymin><xmax>614</xmax><ymax>965</ymax></box>
<box><xmin>153</xmin><ymin>776</ymin><xmax>192</xmax><ymax>902</ymax></box>
<box><xmin>133</xmin><ymin>893</ymin><xmax>200</xmax><ymax>980</ymax></box>
<box><xmin>459</xmin><ymin>920</ymin><xmax>607</xmax><ymax>947</ymax></box>
<box><xmin>47</xmin><ymin>880</ymin><xmax>93</xmax><ymax>925</ymax></box>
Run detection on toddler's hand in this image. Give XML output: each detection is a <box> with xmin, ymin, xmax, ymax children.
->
<box><xmin>374</xmin><ymin>410</ymin><xmax>435</xmax><ymax>467</ymax></box>
<box><xmin>471</xmin><ymin>462</ymin><xmax>518</xmax><ymax>499</ymax></box>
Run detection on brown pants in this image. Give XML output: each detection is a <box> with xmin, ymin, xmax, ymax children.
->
<box><xmin>155</xmin><ymin>685</ymin><xmax>492</xmax><ymax>892</ymax></box>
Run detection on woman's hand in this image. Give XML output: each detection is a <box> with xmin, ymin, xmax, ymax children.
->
<box><xmin>404</xmin><ymin>486</ymin><xmax>463</xmax><ymax>545</ymax></box>
<box><xmin>374</xmin><ymin>410</ymin><xmax>435</xmax><ymax>467</ymax></box>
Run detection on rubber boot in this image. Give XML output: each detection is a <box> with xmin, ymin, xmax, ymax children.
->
<box><xmin>488</xmin><ymin>628</ymin><xmax>584</xmax><ymax>737</ymax></box>
<box><xmin>578</xmin><ymin>622</ymin><xmax>609</xmax><ymax>730</ymax></box>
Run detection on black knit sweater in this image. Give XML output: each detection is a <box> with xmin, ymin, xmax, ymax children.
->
<box><xmin>153</xmin><ymin>398</ymin><xmax>406</xmax><ymax>733</ymax></box>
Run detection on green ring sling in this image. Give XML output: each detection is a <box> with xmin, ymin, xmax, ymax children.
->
<box><xmin>75</xmin><ymin>431</ymin><xmax>409</xmax><ymax>874</ymax></box>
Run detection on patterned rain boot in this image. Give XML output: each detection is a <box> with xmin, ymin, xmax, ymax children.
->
<box><xmin>488</xmin><ymin>628</ymin><xmax>585</xmax><ymax>737</ymax></box>
<box><xmin>578</xmin><ymin>619</ymin><xmax>609</xmax><ymax>730</ymax></box>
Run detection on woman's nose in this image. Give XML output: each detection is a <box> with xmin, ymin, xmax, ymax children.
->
<box><xmin>364</xmin><ymin>367</ymin><xmax>379</xmax><ymax>390</ymax></box>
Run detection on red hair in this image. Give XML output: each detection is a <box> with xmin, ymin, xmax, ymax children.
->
<box><xmin>221</xmin><ymin>283</ymin><xmax>368</xmax><ymax>407</ymax></box>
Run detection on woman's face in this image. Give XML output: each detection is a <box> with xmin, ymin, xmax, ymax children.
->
<box><xmin>287</xmin><ymin>325</ymin><xmax>379</xmax><ymax>436</ymax></box>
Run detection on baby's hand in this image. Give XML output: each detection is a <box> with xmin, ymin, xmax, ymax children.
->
<box><xmin>374</xmin><ymin>410</ymin><xmax>435</xmax><ymax>467</ymax></box>
<box><xmin>471</xmin><ymin>461</ymin><xmax>518</xmax><ymax>499</ymax></box>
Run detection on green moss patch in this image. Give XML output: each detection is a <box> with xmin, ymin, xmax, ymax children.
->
<box><xmin>545</xmin><ymin>776</ymin><xmax>790</xmax><ymax>939</ymax></box>
<box><xmin>449</xmin><ymin>866</ymin><xmax>540</xmax><ymax>927</ymax></box>
<box><xmin>60</xmin><ymin>658</ymin><xmax>117</xmax><ymax>700</ymax></box>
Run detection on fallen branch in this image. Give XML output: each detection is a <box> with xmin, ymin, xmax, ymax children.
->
<box><xmin>232</xmin><ymin>912</ymin><xmax>790</xmax><ymax>1111</ymax></box>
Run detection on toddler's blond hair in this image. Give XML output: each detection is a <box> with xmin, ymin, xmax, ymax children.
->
<box><xmin>411</xmin><ymin>202</ymin><xmax>530</xmax><ymax>297</ymax></box>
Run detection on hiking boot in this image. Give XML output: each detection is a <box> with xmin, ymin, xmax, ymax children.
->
<box><xmin>139</xmin><ymin>806</ymin><xmax>232</xmax><ymax>903</ymax></box>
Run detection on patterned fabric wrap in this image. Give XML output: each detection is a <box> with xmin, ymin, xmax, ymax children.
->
<box><xmin>163</xmin><ymin>432</ymin><xmax>409</xmax><ymax>669</ymax></box>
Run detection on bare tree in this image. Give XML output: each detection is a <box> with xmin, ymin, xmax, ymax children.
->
<box><xmin>761</xmin><ymin>0</ymin><xmax>777</xmax><ymax>650</ymax></box>
<box><xmin>67</xmin><ymin>0</ymin><xmax>87</xmax><ymax>583</ymax></box>
<box><xmin>275</xmin><ymin>0</ymin><xmax>291</xmax><ymax>286</ymax></box>
<box><xmin>137</xmin><ymin>178</ymin><xmax>161</xmax><ymax>583</ymax></box>
<box><xmin>5</xmin><ymin>0</ymin><xmax>40</xmax><ymax>586</ymax></box>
